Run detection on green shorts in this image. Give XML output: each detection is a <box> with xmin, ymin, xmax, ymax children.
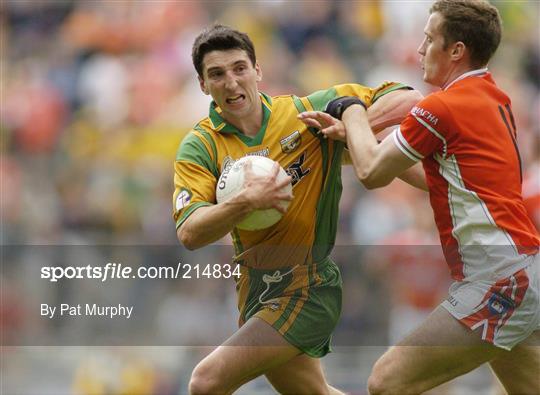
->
<box><xmin>235</xmin><ymin>257</ymin><xmax>342</xmax><ymax>358</ymax></box>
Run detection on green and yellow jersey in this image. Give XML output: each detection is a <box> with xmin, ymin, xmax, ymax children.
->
<box><xmin>173</xmin><ymin>82</ymin><xmax>409</xmax><ymax>270</ymax></box>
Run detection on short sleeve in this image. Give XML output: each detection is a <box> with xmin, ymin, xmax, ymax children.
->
<box><xmin>173</xmin><ymin>132</ymin><xmax>218</xmax><ymax>229</ymax></box>
<box><xmin>301</xmin><ymin>82</ymin><xmax>413</xmax><ymax>112</ymax></box>
<box><xmin>392</xmin><ymin>94</ymin><xmax>448</xmax><ymax>162</ymax></box>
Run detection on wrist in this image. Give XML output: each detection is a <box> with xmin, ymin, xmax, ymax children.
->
<box><xmin>228</xmin><ymin>189</ymin><xmax>256</xmax><ymax>213</ymax></box>
<box><xmin>325</xmin><ymin>96</ymin><xmax>368</xmax><ymax>120</ymax></box>
<box><xmin>342</xmin><ymin>104</ymin><xmax>366</xmax><ymax>122</ymax></box>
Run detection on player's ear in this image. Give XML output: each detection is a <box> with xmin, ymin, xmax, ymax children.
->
<box><xmin>451</xmin><ymin>41</ymin><xmax>466</xmax><ymax>62</ymax></box>
<box><xmin>255</xmin><ymin>62</ymin><xmax>262</xmax><ymax>82</ymax></box>
<box><xmin>198</xmin><ymin>75</ymin><xmax>210</xmax><ymax>95</ymax></box>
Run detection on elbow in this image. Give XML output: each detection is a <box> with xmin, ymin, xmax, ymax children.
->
<box><xmin>355</xmin><ymin>168</ymin><xmax>392</xmax><ymax>190</ymax></box>
<box><xmin>353</xmin><ymin>145</ymin><xmax>395</xmax><ymax>189</ymax></box>
<box><xmin>353</xmin><ymin>153</ymin><xmax>391</xmax><ymax>190</ymax></box>
<box><xmin>360</xmin><ymin>177</ymin><xmax>391</xmax><ymax>190</ymax></box>
<box><xmin>177</xmin><ymin>226</ymin><xmax>199</xmax><ymax>250</ymax></box>
<box><xmin>361</xmin><ymin>180</ymin><xmax>380</xmax><ymax>190</ymax></box>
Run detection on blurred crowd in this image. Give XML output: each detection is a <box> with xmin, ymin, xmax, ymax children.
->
<box><xmin>2</xmin><ymin>1</ymin><xmax>539</xmax><ymax>245</ymax></box>
<box><xmin>1</xmin><ymin>1</ymin><xmax>539</xmax><ymax>394</ymax></box>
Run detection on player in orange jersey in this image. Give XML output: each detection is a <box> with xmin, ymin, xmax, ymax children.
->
<box><xmin>299</xmin><ymin>1</ymin><xmax>539</xmax><ymax>393</ymax></box>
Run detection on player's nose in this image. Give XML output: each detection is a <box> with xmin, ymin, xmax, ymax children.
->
<box><xmin>224</xmin><ymin>71</ymin><xmax>239</xmax><ymax>90</ymax></box>
<box><xmin>417</xmin><ymin>40</ymin><xmax>426</xmax><ymax>55</ymax></box>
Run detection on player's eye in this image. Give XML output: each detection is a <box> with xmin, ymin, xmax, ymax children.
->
<box><xmin>209</xmin><ymin>71</ymin><xmax>223</xmax><ymax>79</ymax></box>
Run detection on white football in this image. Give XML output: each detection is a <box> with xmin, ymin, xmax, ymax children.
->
<box><xmin>216</xmin><ymin>156</ymin><xmax>292</xmax><ymax>231</ymax></box>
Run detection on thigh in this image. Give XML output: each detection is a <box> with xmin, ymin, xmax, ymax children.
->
<box><xmin>370</xmin><ymin>306</ymin><xmax>504</xmax><ymax>394</ymax></box>
<box><xmin>264</xmin><ymin>354</ymin><xmax>330</xmax><ymax>395</ymax></box>
<box><xmin>242</xmin><ymin>261</ymin><xmax>343</xmax><ymax>359</ymax></box>
<box><xmin>192</xmin><ymin>316</ymin><xmax>302</xmax><ymax>394</ymax></box>
<box><xmin>489</xmin><ymin>330</ymin><xmax>540</xmax><ymax>395</ymax></box>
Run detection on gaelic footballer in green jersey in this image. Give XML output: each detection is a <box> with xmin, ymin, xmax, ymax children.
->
<box><xmin>173</xmin><ymin>82</ymin><xmax>410</xmax><ymax>356</ymax></box>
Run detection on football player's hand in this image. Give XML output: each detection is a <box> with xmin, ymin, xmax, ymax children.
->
<box><xmin>242</xmin><ymin>160</ymin><xmax>293</xmax><ymax>214</ymax></box>
<box><xmin>298</xmin><ymin>111</ymin><xmax>347</xmax><ymax>142</ymax></box>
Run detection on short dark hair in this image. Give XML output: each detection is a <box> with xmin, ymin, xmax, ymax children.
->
<box><xmin>192</xmin><ymin>24</ymin><xmax>256</xmax><ymax>77</ymax></box>
<box><xmin>430</xmin><ymin>0</ymin><xmax>502</xmax><ymax>67</ymax></box>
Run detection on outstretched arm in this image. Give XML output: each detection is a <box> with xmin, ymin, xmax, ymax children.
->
<box><xmin>341</xmin><ymin>104</ymin><xmax>425</xmax><ymax>190</ymax></box>
<box><xmin>298</xmin><ymin>89</ymin><xmax>428</xmax><ymax>191</ymax></box>
<box><xmin>298</xmin><ymin>89</ymin><xmax>423</xmax><ymax>141</ymax></box>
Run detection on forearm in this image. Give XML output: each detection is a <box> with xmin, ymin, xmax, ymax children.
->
<box><xmin>343</xmin><ymin>106</ymin><xmax>382</xmax><ymax>184</ymax></box>
<box><xmin>177</xmin><ymin>194</ymin><xmax>253</xmax><ymax>250</ymax></box>
<box><xmin>367</xmin><ymin>89</ymin><xmax>423</xmax><ymax>133</ymax></box>
<box><xmin>344</xmin><ymin>106</ymin><xmax>419</xmax><ymax>189</ymax></box>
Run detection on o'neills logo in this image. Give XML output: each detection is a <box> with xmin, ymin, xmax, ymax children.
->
<box><xmin>175</xmin><ymin>188</ymin><xmax>192</xmax><ymax>211</ymax></box>
<box><xmin>411</xmin><ymin>106</ymin><xmax>439</xmax><ymax>125</ymax></box>
<box><xmin>280</xmin><ymin>131</ymin><xmax>301</xmax><ymax>153</ymax></box>
<box><xmin>247</xmin><ymin>147</ymin><xmax>270</xmax><ymax>157</ymax></box>
<box><xmin>221</xmin><ymin>156</ymin><xmax>234</xmax><ymax>173</ymax></box>
<box><xmin>220</xmin><ymin>149</ymin><xmax>269</xmax><ymax>174</ymax></box>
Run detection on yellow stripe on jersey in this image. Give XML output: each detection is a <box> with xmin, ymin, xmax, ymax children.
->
<box><xmin>300</xmin><ymin>96</ymin><xmax>314</xmax><ymax>112</ymax></box>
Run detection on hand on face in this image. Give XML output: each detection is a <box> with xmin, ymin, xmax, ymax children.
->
<box><xmin>297</xmin><ymin>111</ymin><xmax>347</xmax><ymax>142</ymax></box>
<box><xmin>241</xmin><ymin>161</ymin><xmax>293</xmax><ymax>215</ymax></box>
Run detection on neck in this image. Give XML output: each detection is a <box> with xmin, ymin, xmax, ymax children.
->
<box><xmin>440</xmin><ymin>63</ymin><xmax>470</xmax><ymax>88</ymax></box>
<box><xmin>441</xmin><ymin>63</ymin><xmax>487</xmax><ymax>90</ymax></box>
<box><xmin>223</xmin><ymin>100</ymin><xmax>263</xmax><ymax>138</ymax></box>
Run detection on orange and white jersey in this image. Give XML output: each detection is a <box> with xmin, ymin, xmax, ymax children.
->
<box><xmin>392</xmin><ymin>69</ymin><xmax>539</xmax><ymax>281</ymax></box>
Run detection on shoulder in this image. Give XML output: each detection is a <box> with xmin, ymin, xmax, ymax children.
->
<box><xmin>269</xmin><ymin>94</ymin><xmax>298</xmax><ymax>109</ymax></box>
<box><xmin>175</xmin><ymin>123</ymin><xmax>219</xmax><ymax>176</ymax></box>
<box><xmin>177</xmin><ymin>117</ymin><xmax>220</xmax><ymax>150</ymax></box>
<box><xmin>408</xmin><ymin>92</ymin><xmax>450</xmax><ymax>130</ymax></box>
<box><xmin>294</xmin><ymin>84</ymin><xmax>370</xmax><ymax>112</ymax></box>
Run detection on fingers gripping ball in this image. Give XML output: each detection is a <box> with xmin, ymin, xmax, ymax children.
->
<box><xmin>216</xmin><ymin>156</ymin><xmax>292</xmax><ymax>231</ymax></box>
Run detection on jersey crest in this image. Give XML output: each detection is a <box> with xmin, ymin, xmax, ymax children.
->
<box><xmin>280</xmin><ymin>130</ymin><xmax>301</xmax><ymax>153</ymax></box>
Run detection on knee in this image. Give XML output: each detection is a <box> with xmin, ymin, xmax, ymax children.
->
<box><xmin>188</xmin><ymin>362</ymin><xmax>222</xmax><ymax>395</ymax></box>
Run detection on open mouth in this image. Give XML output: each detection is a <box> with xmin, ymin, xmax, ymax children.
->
<box><xmin>226</xmin><ymin>94</ymin><xmax>245</xmax><ymax>104</ymax></box>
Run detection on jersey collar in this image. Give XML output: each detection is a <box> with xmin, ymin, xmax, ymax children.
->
<box><xmin>443</xmin><ymin>68</ymin><xmax>489</xmax><ymax>90</ymax></box>
<box><xmin>208</xmin><ymin>92</ymin><xmax>273</xmax><ymax>146</ymax></box>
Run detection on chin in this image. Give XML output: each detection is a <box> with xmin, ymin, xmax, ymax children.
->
<box><xmin>423</xmin><ymin>73</ymin><xmax>434</xmax><ymax>85</ymax></box>
<box><xmin>227</xmin><ymin>108</ymin><xmax>249</xmax><ymax>120</ymax></box>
